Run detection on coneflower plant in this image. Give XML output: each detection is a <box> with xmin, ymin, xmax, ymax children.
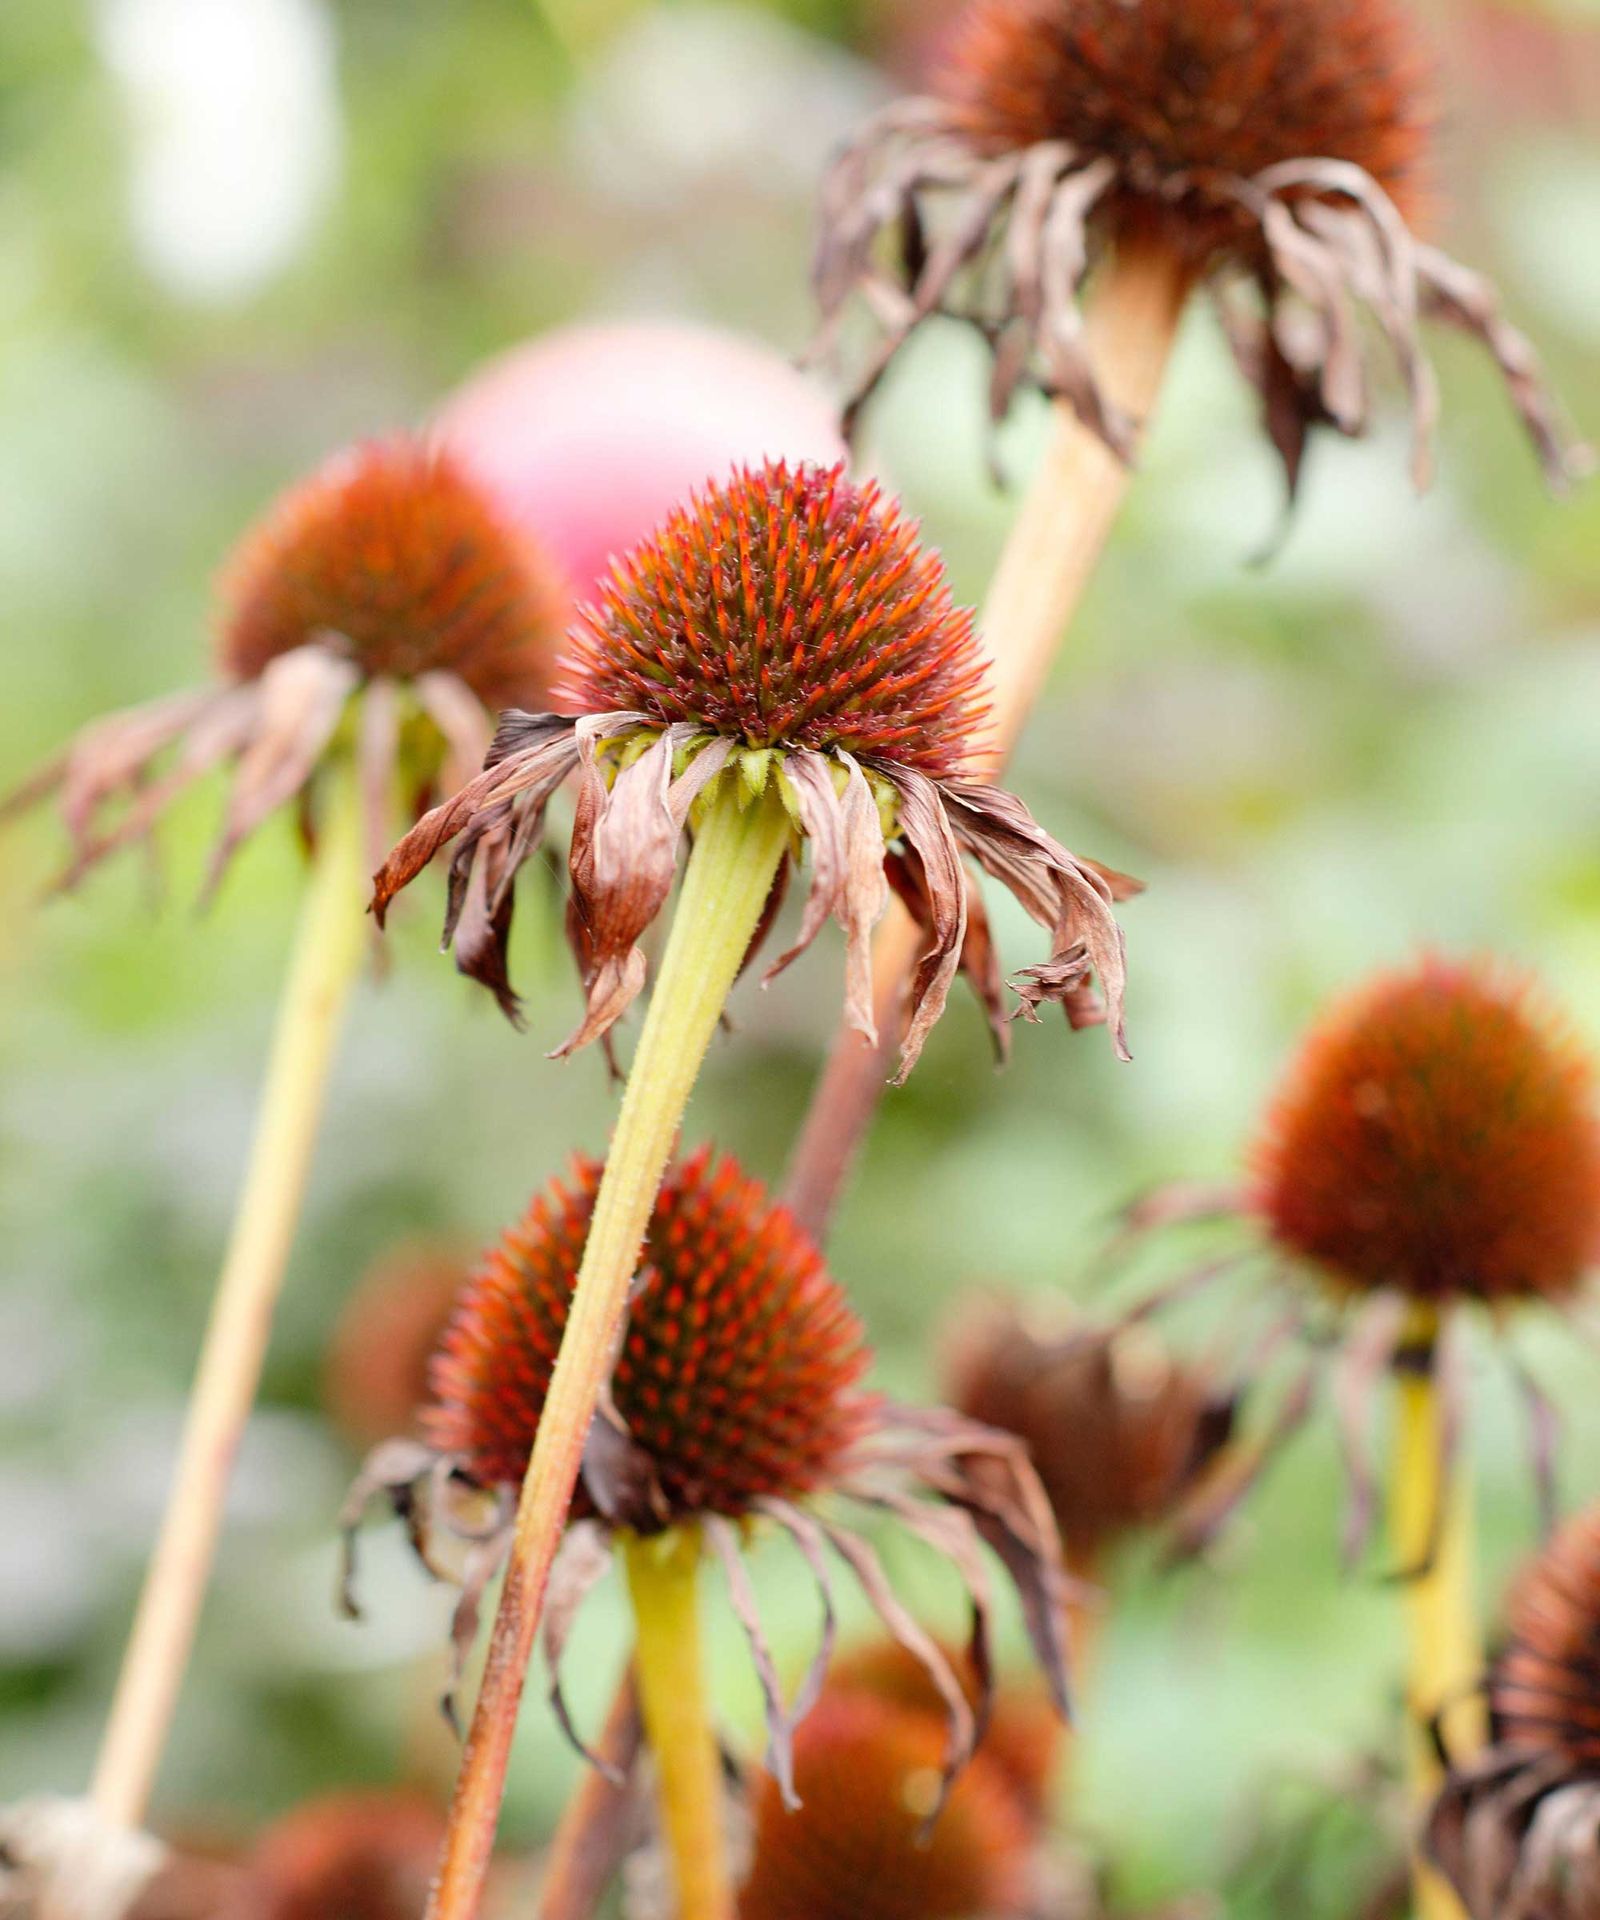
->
<box><xmin>782</xmin><ymin>0</ymin><xmax>1589</xmax><ymax>1242</ymax></box>
<box><xmin>342</xmin><ymin>1147</ymin><xmax>1072</xmax><ymax>1920</ymax></box>
<box><xmin>3</xmin><ymin>435</ymin><xmax>567</xmax><ymax>1833</ymax></box>
<box><xmin>1428</xmin><ymin>1502</ymin><xmax>1600</xmax><ymax>1919</ymax></box>
<box><xmin>368</xmin><ymin>457</ymin><xmax>1125</xmax><ymax>1920</ymax></box>
<box><xmin>324</xmin><ymin>1240</ymin><xmax>469</xmax><ymax>1454</ymax></box>
<box><xmin>942</xmin><ymin>1296</ymin><xmax>1235</xmax><ymax>1580</ymax></box>
<box><xmin>733</xmin><ymin>1685</ymin><xmax>1037</xmax><ymax>1920</ymax></box>
<box><xmin>1114</xmin><ymin>955</ymin><xmax>1600</xmax><ymax>1920</ymax></box>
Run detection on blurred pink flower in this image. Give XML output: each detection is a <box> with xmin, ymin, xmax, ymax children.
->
<box><xmin>434</xmin><ymin>320</ymin><xmax>846</xmax><ymax>606</ymax></box>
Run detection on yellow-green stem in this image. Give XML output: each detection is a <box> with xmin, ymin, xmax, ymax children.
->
<box><xmin>91</xmin><ymin>762</ymin><xmax>368</xmax><ymax>1829</ymax></box>
<box><xmin>1390</xmin><ymin>1306</ymin><xmax>1485</xmax><ymax>1920</ymax></box>
<box><xmin>781</xmin><ymin>237</ymin><xmax>1193</xmax><ymax>1240</ymax></box>
<box><xmin>427</xmin><ymin>779</ymin><xmax>792</xmax><ymax>1920</ymax></box>
<box><xmin>621</xmin><ymin>1529</ymin><xmax>731</xmax><ymax>1920</ymax></box>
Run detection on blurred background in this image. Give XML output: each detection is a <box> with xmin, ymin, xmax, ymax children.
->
<box><xmin>2</xmin><ymin>0</ymin><xmax>1598</xmax><ymax>1911</ymax></box>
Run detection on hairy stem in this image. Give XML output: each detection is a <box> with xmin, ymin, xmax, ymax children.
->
<box><xmin>427</xmin><ymin>781</ymin><xmax>792</xmax><ymax>1920</ymax></box>
<box><xmin>782</xmin><ymin>238</ymin><xmax>1192</xmax><ymax>1241</ymax></box>
<box><xmin>620</xmin><ymin>1530</ymin><xmax>731</xmax><ymax>1920</ymax></box>
<box><xmin>1390</xmin><ymin>1307</ymin><xmax>1484</xmax><ymax>1920</ymax></box>
<box><xmin>91</xmin><ymin>764</ymin><xmax>368</xmax><ymax>1829</ymax></box>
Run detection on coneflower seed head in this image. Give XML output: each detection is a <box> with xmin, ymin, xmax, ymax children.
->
<box><xmin>219</xmin><ymin>437</ymin><xmax>568</xmax><ymax>711</ymax></box>
<box><xmin>939</xmin><ymin>0</ymin><xmax>1431</xmax><ymax>254</ymax></box>
<box><xmin>1253</xmin><ymin>957</ymin><xmax>1600</xmax><ymax>1307</ymax></box>
<box><xmin>557</xmin><ymin>461</ymin><xmax>989</xmax><ymax>781</ymax></box>
<box><xmin>738</xmin><ymin>1692</ymin><xmax>1033</xmax><ymax>1920</ymax></box>
<box><xmin>425</xmin><ymin>1148</ymin><xmax>871</xmax><ymax>1521</ymax></box>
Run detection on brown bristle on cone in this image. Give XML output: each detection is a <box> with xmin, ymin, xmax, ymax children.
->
<box><xmin>424</xmin><ymin>1147</ymin><xmax>872</xmax><ymax>1521</ymax></box>
<box><xmin>556</xmin><ymin>460</ymin><xmax>989</xmax><ymax>780</ymax></box>
<box><xmin>1252</xmin><ymin>957</ymin><xmax>1600</xmax><ymax>1307</ymax></box>
<box><xmin>945</xmin><ymin>1301</ymin><xmax>1227</xmax><ymax>1561</ymax></box>
<box><xmin>324</xmin><ymin>1244</ymin><xmax>466</xmax><ymax>1452</ymax></box>
<box><xmin>218</xmin><ymin>437</ymin><xmax>569</xmax><ymax>710</ymax></box>
<box><xmin>1491</xmin><ymin>1504</ymin><xmax>1600</xmax><ymax>1768</ymax></box>
<box><xmin>246</xmin><ymin>1791</ymin><xmax>444</xmax><ymax>1920</ymax></box>
<box><xmin>829</xmin><ymin>1638</ymin><xmax>1062</xmax><ymax>1825</ymax></box>
<box><xmin>938</xmin><ymin>0</ymin><xmax>1432</xmax><ymax>252</ymax></box>
<box><xmin>738</xmin><ymin>1691</ymin><xmax>1033</xmax><ymax>1920</ymax></box>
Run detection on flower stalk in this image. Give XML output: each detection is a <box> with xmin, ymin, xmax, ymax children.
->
<box><xmin>91</xmin><ymin>760</ymin><xmax>369</xmax><ymax>1829</ymax></box>
<box><xmin>620</xmin><ymin>1528</ymin><xmax>731</xmax><ymax>1920</ymax></box>
<box><xmin>783</xmin><ymin>238</ymin><xmax>1189</xmax><ymax>1238</ymax></box>
<box><xmin>427</xmin><ymin>775</ymin><xmax>793</xmax><ymax>1920</ymax></box>
<box><xmin>1390</xmin><ymin>1306</ymin><xmax>1484</xmax><ymax>1920</ymax></box>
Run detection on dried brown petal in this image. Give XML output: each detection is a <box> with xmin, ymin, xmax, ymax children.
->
<box><xmin>545</xmin><ymin>1522</ymin><xmax>625</xmax><ymax>1780</ymax></box>
<box><xmin>203</xmin><ymin>645</ymin><xmax>360</xmax><ymax>897</ymax></box>
<box><xmin>884</xmin><ymin>767</ymin><xmax>968</xmax><ymax>1082</ymax></box>
<box><xmin>941</xmin><ymin>781</ymin><xmax>1132</xmax><ymax>1059</ymax></box>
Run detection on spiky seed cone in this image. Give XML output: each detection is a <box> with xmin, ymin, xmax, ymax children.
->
<box><xmin>219</xmin><ymin>437</ymin><xmax>569</xmax><ymax>711</ymax></box>
<box><xmin>738</xmin><ymin>1692</ymin><xmax>1033</xmax><ymax>1920</ymax></box>
<box><xmin>425</xmin><ymin>1148</ymin><xmax>871</xmax><ymax>1521</ymax></box>
<box><xmin>938</xmin><ymin>0</ymin><xmax>1431</xmax><ymax>257</ymax></box>
<box><xmin>324</xmin><ymin>1244</ymin><xmax>465</xmax><ymax>1451</ymax></box>
<box><xmin>1491</xmin><ymin>1505</ymin><xmax>1600</xmax><ymax>1768</ymax></box>
<box><xmin>1252</xmin><ymin>957</ymin><xmax>1600</xmax><ymax>1308</ymax></box>
<box><xmin>828</xmin><ymin>1639</ymin><xmax>1062</xmax><ymax>1825</ymax></box>
<box><xmin>944</xmin><ymin>1302</ymin><xmax>1224</xmax><ymax>1560</ymax></box>
<box><xmin>556</xmin><ymin>460</ymin><xmax>988</xmax><ymax>780</ymax></box>
<box><xmin>245</xmin><ymin>1792</ymin><xmax>445</xmax><ymax>1920</ymax></box>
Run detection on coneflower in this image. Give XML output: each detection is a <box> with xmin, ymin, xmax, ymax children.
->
<box><xmin>826</xmin><ymin>1638</ymin><xmax>1063</xmax><ymax>1829</ymax></box>
<box><xmin>735</xmin><ymin>1689</ymin><xmax>1036</xmax><ymax>1920</ymax></box>
<box><xmin>125</xmin><ymin>1790</ymin><xmax>451</xmax><ymax>1920</ymax></box>
<box><xmin>1428</xmin><ymin>1504</ymin><xmax>1600</xmax><ymax>1919</ymax></box>
<box><xmin>782</xmin><ymin>0</ymin><xmax>1588</xmax><ymax>1244</ymax></box>
<box><xmin>344</xmin><ymin>1148</ymin><xmax>1071</xmax><ymax>1920</ymax></box>
<box><xmin>2</xmin><ymin>435</ymin><xmax>568</xmax><ymax>1834</ymax></box>
<box><xmin>1118</xmin><ymin>955</ymin><xmax>1600</xmax><ymax>1920</ymax></box>
<box><xmin>816</xmin><ymin>0</ymin><xmax>1581</xmax><ymax>496</ymax></box>
<box><xmin>324</xmin><ymin>1242</ymin><xmax>468</xmax><ymax>1454</ymax></box>
<box><xmin>367</xmin><ymin>458</ymin><xmax>1127</xmax><ymax>1920</ymax></box>
<box><xmin>942</xmin><ymin>1296</ymin><xmax>1235</xmax><ymax>1573</ymax></box>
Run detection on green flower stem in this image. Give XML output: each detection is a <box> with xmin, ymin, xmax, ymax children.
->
<box><xmin>1390</xmin><ymin>1305</ymin><xmax>1484</xmax><ymax>1920</ymax></box>
<box><xmin>91</xmin><ymin>760</ymin><xmax>368</xmax><ymax>1830</ymax></box>
<box><xmin>621</xmin><ymin>1528</ymin><xmax>730</xmax><ymax>1920</ymax></box>
<box><xmin>428</xmin><ymin>777</ymin><xmax>793</xmax><ymax>1920</ymax></box>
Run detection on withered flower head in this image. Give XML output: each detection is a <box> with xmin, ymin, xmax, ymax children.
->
<box><xmin>737</xmin><ymin>1689</ymin><xmax>1035</xmax><ymax>1920</ymax></box>
<box><xmin>1428</xmin><ymin>1504</ymin><xmax>1600</xmax><ymax>1920</ymax></box>
<box><xmin>242</xmin><ymin>1791</ymin><xmax>445</xmax><ymax>1920</ymax></box>
<box><xmin>323</xmin><ymin>1242</ymin><xmax>467</xmax><ymax>1453</ymax></box>
<box><xmin>6</xmin><ymin>436</ymin><xmax>567</xmax><ymax>915</ymax></box>
<box><xmin>1108</xmin><ymin>956</ymin><xmax>1600</xmax><ymax>1564</ymax></box>
<box><xmin>1252</xmin><ymin>956</ymin><xmax>1600</xmax><ymax>1311</ymax></box>
<box><xmin>814</xmin><ymin>0</ymin><xmax>1584</xmax><ymax>495</ymax></box>
<box><xmin>828</xmin><ymin>1636</ymin><xmax>1062</xmax><ymax>1827</ymax></box>
<box><xmin>344</xmin><ymin>1146</ymin><xmax>1072</xmax><ymax>1805</ymax></box>
<box><xmin>372</xmin><ymin>459</ymin><xmax>1137</xmax><ymax>1076</ymax></box>
<box><xmin>942</xmin><ymin>1296</ymin><xmax>1234</xmax><ymax>1565</ymax></box>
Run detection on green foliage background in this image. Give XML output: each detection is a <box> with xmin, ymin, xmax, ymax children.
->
<box><xmin>1</xmin><ymin>0</ymin><xmax>1598</xmax><ymax>1909</ymax></box>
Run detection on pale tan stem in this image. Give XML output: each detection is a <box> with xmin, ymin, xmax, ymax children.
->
<box><xmin>620</xmin><ymin>1530</ymin><xmax>731</xmax><ymax>1920</ymax></box>
<box><xmin>782</xmin><ymin>240</ymin><xmax>1192</xmax><ymax>1240</ymax></box>
<box><xmin>426</xmin><ymin>783</ymin><xmax>792</xmax><ymax>1920</ymax></box>
<box><xmin>91</xmin><ymin>766</ymin><xmax>368</xmax><ymax>1829</ymax></box>
<box><xmin>1390</xmin><ymin>1308</ymin><xmax>1484</xmax><ymax>1920</ymax></box>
